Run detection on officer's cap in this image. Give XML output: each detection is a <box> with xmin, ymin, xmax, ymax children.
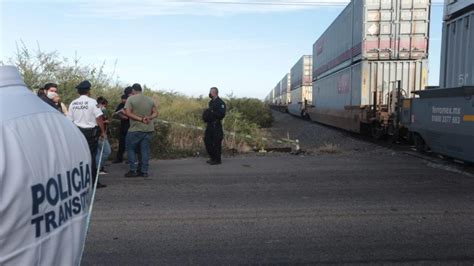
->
<box><xmin>76</xmin><ymin>80</ymin><xmax>92</xmax><ymax>91</ymax></box>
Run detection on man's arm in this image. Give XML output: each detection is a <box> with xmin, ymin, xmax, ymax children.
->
<box><xmin>124</xmin><ymin>106</ymin><xmax>146</xmax><ymax>123</ymax></box>
<box><xmin>148</xmin><ymin>105</ymin><xmax>158</xmax><ymax>120</ymax></box>
<box><xmin>96</xmin><ymin>116</ymin><xmax>105</xmax><ymax>138</ymax></box>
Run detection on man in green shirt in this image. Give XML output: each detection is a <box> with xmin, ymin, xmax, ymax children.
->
<box><xmin>124</xmin><ymin>83</ymin><xmax>158</xmax><ymax>177</ymax></box>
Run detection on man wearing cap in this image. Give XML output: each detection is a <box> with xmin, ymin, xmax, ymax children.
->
<box><xmin>0</xmin><ymin>66</ymin><xmax>91</xmax><ymax>265</ymax></box>
<box><xmin>203</xmin><ymin>87</ymin><xmax>226</xmax><ymax>165</ymax></box>
<box><xmin>68</xmin><ymin>80</ymin><xmax>107</xmax><ymax>188</ymax></box>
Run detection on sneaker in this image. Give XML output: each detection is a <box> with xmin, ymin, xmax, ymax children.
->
<box><xmin>99</xmin><ymin>169</ymin><xmax>108</xmax><ymax>175</ymax></box>
<box><xmin>124</xmin><ymin>171</ymin><xmax>140</xmax><ymax>178</ymax></box>
<box><xmin>97</xmin><ymin>182</ymin><xmax>107</xmax><ymax>189</ymax></box>
<box><xmin>141</xmin><ymin>172</ymin><xmax>149</xmax><ymax>178</ymax></box>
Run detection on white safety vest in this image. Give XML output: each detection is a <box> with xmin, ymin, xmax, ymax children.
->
<box><xmin>68</xmin><ymin>95</ymin><xmax>103</xmax><ymax>129</ymax></box>
<box><xmin>0</xmin><ymin>66</ymin><xmax>92</xmax><ymax>265</ymax></box>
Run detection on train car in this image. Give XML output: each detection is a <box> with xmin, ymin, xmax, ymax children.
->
<box><xmin>307</xmin><ymin>0</ymin><xmax>431</xmax><ymax>135</ymax></box>
<box><xmin>308</xmin><ymin>59</ymin><xmax>428</xmax><ymax>133</ymax></box>
<box><xmin>288</xmin><ymin>55</ymin><xmax>313</xmax><ymax>118</ymax></box>
<box><xmin>400</xmin><ymin>0</ymin><xmax>474</xmax><ymax>163</ymax></box>
<box><xmin>280</xmin><ymin>73</ymin><xmax>291</xmax><ymax>107</ymax></box>
<box><xmin>401</xmin><ymin>86</ymin><xmax>474</xmax><ymax>162</ymax></box>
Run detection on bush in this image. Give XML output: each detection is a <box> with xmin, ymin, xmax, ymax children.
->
<box><xmin>5</xmin><ymin>44</ymin><xmax>273</xmax><ymax>158</ymax></box>
<box><xmin>226</xmin><ymin>97</ymin><xmax>273</xmax><ymax>128</ymax></box>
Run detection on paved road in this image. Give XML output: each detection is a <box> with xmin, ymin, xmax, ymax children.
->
<box><xmin>83</xmin><ymin>150</ymin><xmax>474</xmax><ymax>265</ymax></box>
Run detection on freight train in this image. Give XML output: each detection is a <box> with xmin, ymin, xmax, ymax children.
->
<box><xmin>266</xmin><ymin>0</ymin><xmax>474</xmax><ymax>163</ymax></box>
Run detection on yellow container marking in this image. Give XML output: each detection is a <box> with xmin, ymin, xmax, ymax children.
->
<box><xmin>463</xmin><ymin>115</ymin><xmax>474</xmax><ymax>122</ymax></box>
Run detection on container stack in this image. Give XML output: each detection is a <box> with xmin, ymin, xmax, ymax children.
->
<box><xmin>439</xmin><ymin>0</ymin><xmax>474</xmax><ymax>88</ymax></box>
<box><xmin>288</xmin><ymin>55</ymin><xmax>313</xmax><ymax>117</ymax></box>
<box><xmin>309</xmin><ymin>0</ymin><xmax>431</xmax><ymax>132</ymax></box>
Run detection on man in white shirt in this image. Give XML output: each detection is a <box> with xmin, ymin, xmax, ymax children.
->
<box><xmin>0</xmin><ymin>65</ymin><xmax>91</xmax><ymax>264</ymax></box>
<box><xmin>68</xmin><ymin>80</ymin><xmax>107</xmax><ymax>188</ymax></box>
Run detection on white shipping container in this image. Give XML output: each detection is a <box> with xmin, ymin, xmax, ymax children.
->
<box><xmin>309</xmin><ymin>59</ymin><xmax>428</xmax><ymax>132</ymax></box>
<box><xmin>274</xmin><ymin>82</ymin><xmax>281</xmax><ymax>97</ymax></box>
<box><xmin>444</xmin><ymin>0</ymin><xmax>474</xmax><ymax>20</ymax></box>
<box><xmin>288</xmin><ymin>85</ymin><xmax>313</xmax><ymax>117</ymax></box>
<box><xmin>313</xmin><ymin>0</ymin><xmax>430</xmax><ymax>80</ymax></box>
<box><xmin>439</xmin><ymin>9</ymin><xmax>474</xmax><ymax>88</ymax></box>
<box><xmin>281</xmin><ymin>73</ymin><xmax>291</xmax><ymax>104</ymax></box>
<box><xmin>291</xmin><ymin>55</ymin><xmax>313</xmax><ymax>90</ymax></box>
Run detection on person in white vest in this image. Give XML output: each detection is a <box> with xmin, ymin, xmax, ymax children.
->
<box><xmin>0</xmin><ymin>66</ymin><xmax>92</xmax><ymax>265</ymax></box>
<box><xmin>68</xmin><ymin>80</ymin><xmax>107</xmax><ymax>188</ymax></box>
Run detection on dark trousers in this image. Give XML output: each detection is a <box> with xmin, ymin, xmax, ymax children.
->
<box><xmin>115</xmin><ymin>127</ymin><xmax>128</xmax><ymax>162</ymax></box>
<box><xmin>79</xmin><ymin>127</ymin><xmax>99</xmax><ymax>184</ymax></box>
<box><xmin>204</xmin><ymin>122</ymin><xmax>223</xmax><ymax>162</ymax></box>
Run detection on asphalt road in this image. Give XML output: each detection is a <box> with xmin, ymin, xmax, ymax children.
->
<box><xmin>82</xmin><ymin>149</ymin><xmax>474</xmax><ymax>265</ymax></box>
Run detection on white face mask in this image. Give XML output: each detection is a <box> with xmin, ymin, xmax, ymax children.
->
<box><xmin>47</xmin><ymin>91</ymin><xmax>57</xmax><ymax>100</ymax></box>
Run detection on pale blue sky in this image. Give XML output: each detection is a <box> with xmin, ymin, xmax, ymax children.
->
<box><xmin>1</xmin><ymin>0</ymin><xmax>444</xmax><ymax>99</ymax></box>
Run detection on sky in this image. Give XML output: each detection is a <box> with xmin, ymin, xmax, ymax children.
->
<box><xmin>1</xmin><ymin>0</ymin><xmax>444</xmax><ymax>99</ymax></box>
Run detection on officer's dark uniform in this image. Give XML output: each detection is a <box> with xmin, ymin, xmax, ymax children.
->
<box><xmin>203</xmin><ymin>97</ymin><xmax>226</xmax><ymax>163</ymax></box>
<box><xmin>113</xmin><ymin>96</ymin><xmax>130</xmax><ymax>163</ymax></box>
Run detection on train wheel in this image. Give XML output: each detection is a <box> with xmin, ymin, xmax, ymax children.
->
<box><xmin>413</xmin><ymin>133</ymin><xmax>428</xmax><ymax>152</ymax></box>
<box><xmin>370</xmin><ymin>122</ymin><xmax>385</xmax><ymax>140</ymax></box>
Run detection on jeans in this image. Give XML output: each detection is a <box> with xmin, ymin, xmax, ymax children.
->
<box><xmin>96</xmin><ymin>138</ymin><xmax>112</xmax><ymax>169</ymax></box>
<box><xmin>126</xmin><ymin>131</ymin><xmax>152</xmax><ymax>174</ymax></box>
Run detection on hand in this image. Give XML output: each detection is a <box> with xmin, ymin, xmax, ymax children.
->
<box><xmin>142</xmin><ymin>116</ymin><xmax>151</xmax><ymax>124</ymax></box>
<box><xmin>100</xmin><ymin>133</ymin><xmax>106</xmax><ymax>139</ymax></box>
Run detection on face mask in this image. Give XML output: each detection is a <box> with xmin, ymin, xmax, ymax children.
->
<box><xmin>209</xmin><ymin>93</ymin><xmax>213</xmax><ymax>98</ymax></box>
<box><xmin>47</xmin><ymin>91</ymin><xmax>57</xmax><ymax>100</ymax></box>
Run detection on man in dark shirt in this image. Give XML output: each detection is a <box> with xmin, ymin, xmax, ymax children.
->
<box><xmin>203</xmin><ymin>87</ymin><xmax>226</xmax><ymax>165</ymax></box>
<box><xmin>113</xmin><ymin>94</ymin><xmax>130</xmax><ymax>163</ymax></box>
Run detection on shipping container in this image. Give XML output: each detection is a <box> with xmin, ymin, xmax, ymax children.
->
<box><xmin>291</xmin><ymin>55</ymin><xmax>313</xmax><ymax>90</ymax></box>
<box><xmin>313</xmin><ymin>0</ymin><xmax>430</xmax><ymax>80</ymax></box>
<box><xmin>281</xmin><ymin>73</ymin><xmax>291</xmax><ymax>105</ymax></box>
<box><xmin>288</xmin><ymin>85</ymin><xmax>313</xmax><ymax>117</ymax></box>
<box><xmin>439</xmin><ymin>9</ymin><xmax>474</xmax><ymax>88</ymax></box>
<box><xmin>444</xmin><ymin>0</ymin><xmax>474</xmax><ymax>20</ymax></box>
<box><xmin>308</xmin><ymin>59</ymin><xmax>428</xmax><ymax>132</ymax></box>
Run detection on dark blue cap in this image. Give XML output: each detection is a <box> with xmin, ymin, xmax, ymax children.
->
<box><xmin>76</xmin><ymin>80</ymin><xmax>91</xmax><ymax>90</ymax></box>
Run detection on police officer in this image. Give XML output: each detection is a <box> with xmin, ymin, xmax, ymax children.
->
<box><xmin>203</xmin><ymin>87</ymin><xmax>226</xmax><ymax>165</ymax></box>
<box><xmin>68</xmin><ymin>80</ymin><xmax>107</xmax><ymax>188</ymax></box>
<box><xmin>0</xmin><ymin>66</ymin><xmax>91</xmax><ymax>265</ymax></box>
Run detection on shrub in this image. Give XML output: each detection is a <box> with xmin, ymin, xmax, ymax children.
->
<box><xmin>5</xmin><ymin>44</ymin><xmax>273</xmax><ymax>158</ymax></box>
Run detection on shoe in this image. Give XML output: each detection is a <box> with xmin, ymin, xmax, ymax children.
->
<box><xmin>96</xmin><ymin>182</ymin><xmax>107</xmax><ymax>189</ymax></box>
<box><xmin>141</xmin><ymin>172</ymin><xmax>149</xmax><ymax>178</ymax></box>
<box><xmin>209</xmin><ymin>161</ymin><xmax>221</xmax><ymax>165</ymax></box>
<box><xmin>124</xmin><ymin>171</ymin><xmax>140</xmax><ymax>178</ymax></box>
<box><xmin>206</xmin><ymin>159</ymin><xmax>214</xmax><ymax>164</ymax></box>
<box><xmin>99</xmin><ymin>168</ymin><xmax>108</xmax><ymax>175</ymax></box>
<box><xmin>112</xmin><ymin>159</ymin><xmax>123</xmax><ymax>164</ymax></box>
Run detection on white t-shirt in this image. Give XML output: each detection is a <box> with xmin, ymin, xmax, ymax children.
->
<box><xmin>0</xmin><ymin>66</ymin><xmax>92</xmax><ymax>265</ymax></box>
<box><xmin>68</xmin><ymin>95</ymin><xmax>103</xmax><ymax>128</ymax></box>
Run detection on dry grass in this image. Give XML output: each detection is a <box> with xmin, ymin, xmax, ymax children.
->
<box><xmin>316</xmin><ymin>143</ymin><xmax>342</xmax><ymax>154</ymax></box>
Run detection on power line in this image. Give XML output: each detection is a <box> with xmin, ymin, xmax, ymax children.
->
<box><xmin>169</xmin><ymin>0</ymin><xmax>443</xmax><ymax>7</ymax></box>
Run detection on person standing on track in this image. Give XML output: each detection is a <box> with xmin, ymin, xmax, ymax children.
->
<box><xmin>203</xmin><ymin>87</ymin><xmax>226</xmax><ymax>165</ymax></box>
<box><xmin>68</xmin><ymin>80</ymin><xmax>107</xmax><ymax>188</ymax></box>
